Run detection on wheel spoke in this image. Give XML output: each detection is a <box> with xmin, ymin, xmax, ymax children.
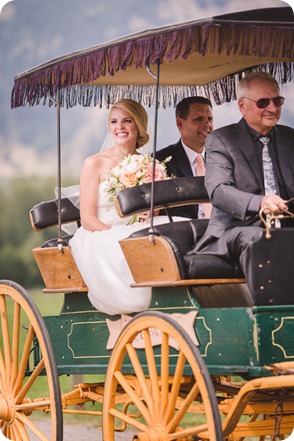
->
<box><xmin>10</xmin><ymin>421</ymin><xmax>20</xmax><ymax>441</ymax></box>
<box><xmin>13</xmin><ymin>324</ymin><xmax>34</xmax><ymax>396</ymax></box>
<box><xmin>16</xmin><ymin>411</ymin><xmax>51</xmax><ymax>441</ymax></box>
<box><xmin>143</xmin><ymin>329</ymin><xmax>160</xmax><ymax>416</ymax></box>
<box><xmin>160</xmin><ymin>330</ymin><xmax>170</xmax><ymax>419</ymax></box>
<box><xmin>15</xmin><ymin>358</ymin><xmax>45</xmax><ymax>403</ymax></box>
<box><xmin>166</xmin><ymin>422</ymin><xmax>210</xmax><ymax>440</ymax></box>
<box><xmin>8</xmin><ymin>425</ymin><xmax>15</xmax><ymax>440</ymax></box>
<box><xmin>0</xmin><ymin>346</ymin><xmax>8</xmax><ymax>394</ymax></box>
<box><xmin>109</xmin><ymin>407</ymin><xmax>148</xmax><ymax>432</ymax></box>
<box><xmin>11</xmin><ymin>301</ymin><xmax>21</xmax><ymax>389</ymax></box>
<box><xmin>114</xmin><ymin>369</ymin><xmax>153</xmax><ymax>425</ymax></box>
<box><xmin>15</xmin><ymin>419</ymin><xmax>31</xmax><ymax>441</ymax></box>
<box><xmin>126</xmin><ymin>342</ymin><xmax>156</xmax><ymax>420</ymax></box>
<box><xmin>167</xmin><ymin>380</ymin><xmax>200</xmax><ymax>433</ymax></box>
<box><xmin>164</xmin><ymin>349</ymin><xmax>186</xmax><ymax>425</ymax></box>
<box><xmin>0</xmin><ymin>295</ymin><xmax>12</xmax><ymax>384</ymax></box>
<box><xmin>4</xmin><ymin>423</ymin><xmax>10</xmax><ymax>440</ymax></box>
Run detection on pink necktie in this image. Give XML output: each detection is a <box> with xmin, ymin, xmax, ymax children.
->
<box><xmin>195</xmin><ymin>155</ymin><xmax>212</xmax><ymax>218</ymax></box>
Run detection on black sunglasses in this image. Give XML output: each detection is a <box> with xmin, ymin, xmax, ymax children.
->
<box><xmin>242</xmin><ymin>96</ymin><xmax>285</xmax><ymax>109</ymax></box>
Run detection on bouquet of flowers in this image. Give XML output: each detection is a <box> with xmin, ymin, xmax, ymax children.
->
<box><xmin>105</xmin><ymin>153</ymin><xmax>171</xmax><ymax>223</ymax></box>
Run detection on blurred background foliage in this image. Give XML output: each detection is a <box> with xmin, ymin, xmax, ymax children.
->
<box><xmin>0</xmin><ymin>176</ymin><xmax>75</xmax><ymax>288</ymax></box>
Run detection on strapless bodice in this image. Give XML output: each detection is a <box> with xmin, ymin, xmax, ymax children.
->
<box><xmin>97</xmin><ymin>181</ymin><xmax>131</xmax><ymax>226</ymax></box>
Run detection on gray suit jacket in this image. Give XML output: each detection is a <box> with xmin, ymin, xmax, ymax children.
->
<box><xmin>204</xmin><ymin>118</ymin><xmax>294</xmax><ymax>238</ymax></box>
<box><xmin>156</xmin><ymin>140</ymin><xmax>199</xmax><ymax>219</ymax></box>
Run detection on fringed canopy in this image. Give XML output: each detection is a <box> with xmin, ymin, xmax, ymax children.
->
<box><xmin>11</xmin><ymin>6</ymin><xmax>294</xmax><ymax>109</ymax></box>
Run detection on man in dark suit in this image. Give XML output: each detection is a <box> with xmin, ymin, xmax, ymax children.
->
<box><xmin>193</xmin><ymin>72</ymin><xmax>294</xmax><ymax>297</ymax></box>
<box><xmin>156</xmin><ymin>96</ymin><xmax>213</xmax><ymax>219</ymax></box>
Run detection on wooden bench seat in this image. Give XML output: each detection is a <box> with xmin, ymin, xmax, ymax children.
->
<box><xmin>117</xmin><ymin>178</ymin><xmax>294</xmax><ymax>306</ymax></box>
<box><xmin>121</xmin><ymin>220</ymin><xmax>244</xmax><ymax>283</ymax></box>
<box><xmin>29</xmin><ymin>177</ymin><xmax>294</xmax><ymax>307</ymax></box>
<box><xmin>116</xmin><ymin>177</ymin><xmax>245</xmax><ymax>289</ymax></box>
<box><xmin>29</xmin><ymin>177</ymin><xmax>247</xmax><ymax>295</ymax></box>
<box><xmin>30</xmin><ymin>197</ymin><xmax>87</xmax><ymax>293</ymax></box>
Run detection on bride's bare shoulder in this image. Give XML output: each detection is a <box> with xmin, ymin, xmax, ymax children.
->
<box><xmin>84</xmin><ymin>150</ymin><xmax>113</xmax><ymax>167</ymax></box>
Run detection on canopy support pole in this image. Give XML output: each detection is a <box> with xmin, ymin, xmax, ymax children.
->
<box><xmin>49</xmin><ymin>92</ymin><xmax>63</xmax><ymax>250</ymax></box>
<box><xmin>146</xmin><ymin>61</ymin><xmax>160</xmax><ymax>242</ymax></box>
<box><xmin>56</xmin><ymin>92</ymin><xmax>63</xmax><ymax>250</ymax></box>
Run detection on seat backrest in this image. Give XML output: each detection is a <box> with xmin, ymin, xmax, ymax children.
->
<box><xmin>129</xmin><ymin>219</ymin><xmax>209</xmax><ymax>256</ymax></box>
<box><xmin>30</xmin><ymin>177</ymin><xmax>207</xmax><ymax>231</ymax></box>
<box><xmin>115</xmin><ymin>176</ymin><xmax>208</xmax><ymax>217</ymax></box>
<box><xmin>30</xmin><ymin>197</ymin><xmax>80</xmax><ymax>231</ymax></box>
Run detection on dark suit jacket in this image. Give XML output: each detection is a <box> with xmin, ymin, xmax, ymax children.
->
<box><xmin>156</xmin><ymin>140</ymin><xmax>199</xmax><ymax>219</ymax></box>
<box><xmin>203</xmin><ymin>118</ymin><xmax>294</xmax><ymax>238</ymax></box>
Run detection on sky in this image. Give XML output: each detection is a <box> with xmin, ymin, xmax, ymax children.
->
<box><xmin>0</xmin><ymin>0</ymin><xmax>294</xmax><ymax>179</ymax></box>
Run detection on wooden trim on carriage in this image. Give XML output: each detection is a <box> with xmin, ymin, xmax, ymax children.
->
<box><xmin>32</xmin><ymin>246</ymin><xmax>88</xmax><ymax>292</ymax></box>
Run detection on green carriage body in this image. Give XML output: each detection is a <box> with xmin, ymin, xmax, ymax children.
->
<box><xmin>43</xmin><ymin>288</ymin><xmax>294</xmax><ymax>378</ymax></box>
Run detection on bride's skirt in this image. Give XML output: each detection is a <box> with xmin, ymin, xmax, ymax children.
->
<box><xmin>70</xmin><ymin>216</ymin><xmax>187</xmax><ymax>315</ymax></box>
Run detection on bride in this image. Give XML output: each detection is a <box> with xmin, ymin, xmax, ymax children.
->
<box><xmin>70</xmin><ymin>98</ymin><xmax>186</xmax><ymax>315</ymax></box>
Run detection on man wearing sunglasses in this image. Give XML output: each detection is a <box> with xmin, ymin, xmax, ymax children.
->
<box><xmin>191</xmin><ymin>71</ymin><xmax>294</xmax><ymax>302</ymax></box>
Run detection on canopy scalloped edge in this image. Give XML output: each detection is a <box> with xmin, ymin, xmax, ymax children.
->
<box><xmin>11</xmin><ymin>7</ymin><xmax>294</xmax><ymax>109</ymax></box>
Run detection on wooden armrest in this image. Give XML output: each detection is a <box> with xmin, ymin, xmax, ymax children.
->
<box><xmin>32</xmin><ymin>246</ymin><xmax>87</xmax><ymax>291</ymax></box>
<box><xmin>119</xmin><ymin>236</ymin><xmax>183</xmax><ymax>283</ymax></box>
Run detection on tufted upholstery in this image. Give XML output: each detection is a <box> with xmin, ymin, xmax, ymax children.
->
<box><xmin>30</xmin><ymin>197</ymin><xmax>80</xmax><ymax>231</ymax></box>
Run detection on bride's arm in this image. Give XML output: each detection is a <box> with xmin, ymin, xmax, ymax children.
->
<box><xmin>79</xmin><ymin>155</ymin><xmax>111</xmax><ymax>231</ymax></box>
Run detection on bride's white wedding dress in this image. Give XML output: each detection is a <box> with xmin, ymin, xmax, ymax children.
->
<box><xmin>70</xmin><ymin>181</ymin><xmax>187</xmax><ymax>315</ymax></box>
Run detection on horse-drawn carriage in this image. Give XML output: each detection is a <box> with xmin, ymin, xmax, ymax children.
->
<box><xmin>1</xmin><ymin>6</ymin><xmax>294</xmax><ymax>440</ymax></box>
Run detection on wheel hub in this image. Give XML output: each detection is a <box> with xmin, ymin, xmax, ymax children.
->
<box><xmin>133</xmin><ymin>425</ymin><xmax>168</xmax><ymax>441</ymax></box>
<box><xmin>0</xmin><ymin>395</ymin><xmax>14</xmax><ymax>422</ymax></box>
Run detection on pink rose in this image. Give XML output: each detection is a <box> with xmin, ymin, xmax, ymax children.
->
<box><xmin>145</xmin><ymin>163</ymin><xmax>166</xmax><ymax>183</ymax></box>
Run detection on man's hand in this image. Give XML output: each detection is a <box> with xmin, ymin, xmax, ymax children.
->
<box><xmin>261</xmin><ymin>194</ymin><xmax>288</xmax><ymax>215</ymax></box>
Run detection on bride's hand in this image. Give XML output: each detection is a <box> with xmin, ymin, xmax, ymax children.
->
<box><xmin>138</xmin><ymin>209</ymin><xmax>160</xmax><ymax>221</ymax></box>
<box><xmin>139</xmin><ymin>211</ymin><xmax>150</xmax><ymax>221</ymax></box>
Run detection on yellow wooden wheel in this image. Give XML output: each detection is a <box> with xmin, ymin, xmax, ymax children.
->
<box><xmin>103</xmin><ymin>311</ymin><xmax>223</xmax><ymax>441</ymax></box>
<box><xmin>0</xmin><ymin>280</ymin><xmax>63</xmax><ymax>441</ymax></box>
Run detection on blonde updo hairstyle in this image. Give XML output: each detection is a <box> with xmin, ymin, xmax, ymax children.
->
<box><xmin>109</xmin><ymin>99</ymin><xmax>149</xmax><ymax>149</ymax></box>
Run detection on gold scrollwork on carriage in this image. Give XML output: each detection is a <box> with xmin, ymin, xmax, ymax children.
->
<box><xmin>272</xmin><ymin>316</ymin><xmax>294</xmax><ymax>358</ymax></box>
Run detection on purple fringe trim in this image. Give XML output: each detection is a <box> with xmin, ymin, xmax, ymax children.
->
<box><xmin>11</xmin><ymin>21</ymin><xmax>294</xmax><ymax>109</ymax></box>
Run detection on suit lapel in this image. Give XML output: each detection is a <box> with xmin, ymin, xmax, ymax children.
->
<box><xmin>234</xmin><ymin>120</ymin><xmax>264</xmax><ymax>189</ymax></box>
<box><xmin>169</xmin><ymin>141</ymin><xmax>198</xmax><ymax>218</ymax></box>
<box><xmin>274</xmin><ymin>127</ymin><xmax>294</xmax><ymax>197</ymax></box>
<box><xmin>172</xmin><ymin>141</ymin><xmax>193</xmax><ymax>177</ymax></box>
